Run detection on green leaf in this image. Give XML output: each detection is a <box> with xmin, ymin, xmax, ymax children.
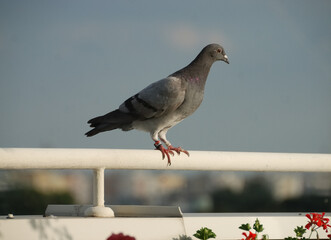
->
<box><xmin>294</xmin><ymin>226</ymin><xmax>306</xmax><ymax>238</ymax></box>
<box><xmin>261</xmin><ymin>234</ymin><xmax>269</xmax><ymax>240</ymax></box>
<box><xmin>193</xmin><ymin>227</ymin><xmax>216</xmax><ymax>240</ymax></box>
<box><xmin>239</xmin><ymin>223</ymin><xmax>251</xmax><ymax>231</ymax></box>
<box><xmin>253</xmin><ymin>219</ymin><xmax>264</xmax><ymax>233</ymax></box>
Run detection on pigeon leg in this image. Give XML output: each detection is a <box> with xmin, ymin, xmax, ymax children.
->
<box><xmin>158</xmin><ymin>130</ymin><xmax>189</xmax><ymax>157</ymax></box>
<box><xmin>154</xmin><ymin>141</ymin><xmax>174</xmax><ymax>165</ymax></box>
<box><xmin>158</xmin><ymin>129</ymin><xmax>178</xmax><ymax>155</ymax></box>
<box><xmin>168</xmin><ymin>145</ymin><xmax>190</xmax><ymax>157</ymax></box>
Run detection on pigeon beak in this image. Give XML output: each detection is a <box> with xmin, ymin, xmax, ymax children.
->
<box><xmin>223</xmin><ymin>55</ymin><xmax>229</xmax><ymax>64</ymax></box>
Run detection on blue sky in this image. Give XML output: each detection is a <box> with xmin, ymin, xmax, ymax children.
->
<box><xmin>1</xmin><ymin>0</ymin><xmax>330</xmax><ymax>154</ymax></box>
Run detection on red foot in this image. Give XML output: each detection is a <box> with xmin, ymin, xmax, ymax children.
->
<box><xmin>154</xmin><ymin>142</ymin><xmax>190</xmax><ymax>166</ymax></box>
<box><xmin>154</xmin><ymin>142</ymin><xmax>174</xmax><ymax>166</ymax></box>
<box><xmin>168</xmin><ymin>145</ymin><xmax>190</xmax><ymax>157</ymax></box>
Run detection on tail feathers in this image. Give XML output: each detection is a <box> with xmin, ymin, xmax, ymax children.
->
<box><xmin>85</xmin><ymin>123</ymin><xmax>121</xmax><ymax>137</ymax></box>
<box><xmin>85</xmin><ymin>109</ymin><xmax>135</xmax><ymax>137</ymax></box>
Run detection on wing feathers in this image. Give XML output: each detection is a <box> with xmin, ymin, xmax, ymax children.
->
<box><xmin>86</xmin><ymin>77</ymin><xmax>187</xmax><ymax>136</ymax></box>
<box><xmin>135</xmin><ymin>94</ymin><xmax>158</xmax><ymax>112</ymax></box>
<box><xmin>120</xmin><ymin>77</ymin><xmax>186</xmax><ymax>118</ymax></box>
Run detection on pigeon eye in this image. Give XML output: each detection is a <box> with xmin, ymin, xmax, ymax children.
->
<box><xmin>217</xmin><ymin>48</ymin><xmax>222</xmax><ymax>53</ymax></box>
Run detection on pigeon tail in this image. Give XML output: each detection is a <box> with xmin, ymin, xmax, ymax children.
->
<box><xmin>85</xmin><ymin>109</ymin><xmax>135</xmax><ymax>136</ymax></box>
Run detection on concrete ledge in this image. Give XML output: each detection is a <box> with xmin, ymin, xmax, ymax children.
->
<box><xmin>0</xmin><ymin>215</ymin><xmax>184</xmax><ymax>240</ymax></box>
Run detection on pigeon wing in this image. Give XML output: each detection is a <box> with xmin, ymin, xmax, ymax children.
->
<box><xmin>119</xmin><ymin>77</ymin><xmax>186</xmax><ymax>119</ymax></box>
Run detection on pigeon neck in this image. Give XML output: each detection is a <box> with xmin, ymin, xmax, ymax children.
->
<box><xmin>171</xmin><ymin>58</ymin><xmax>213</xmax><ymax>86</ymax></box>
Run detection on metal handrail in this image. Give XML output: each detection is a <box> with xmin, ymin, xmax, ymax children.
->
<box><xmin>1</xmin><ymin>148</ymin><xmax>330</xmax><ymax>217</ymax></box>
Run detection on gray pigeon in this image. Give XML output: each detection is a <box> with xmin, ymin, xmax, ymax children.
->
<box><xmin>86</xmin><ymin>43</ymin><xmax>229</xmax><ymax>165</ymax></box>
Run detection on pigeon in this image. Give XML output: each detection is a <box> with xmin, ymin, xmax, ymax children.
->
<box><xmin>85</xmin><ymin>43</ymin><xmax>229</xmax><ymax>165</ymax></box>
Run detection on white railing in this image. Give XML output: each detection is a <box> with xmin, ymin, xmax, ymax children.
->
<box><xmin>1</xmin><ymin>148</ymin><xmax>330</xmax><ymax>217</ymax></box>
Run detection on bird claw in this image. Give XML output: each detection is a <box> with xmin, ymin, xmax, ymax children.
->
<box><xmin>168</xmin><ymin>145</ymin><xmax>190</xmax><ymax>157</ymax></box>
<box><xmin>154</xmin><ymin>142</ymin><xmax>190</xmax><ymax>166</ymax></box>
<box><xmin>155</xmin><ymin>144</ymin><xmax>173</xmax><ymax>166</ymax></box>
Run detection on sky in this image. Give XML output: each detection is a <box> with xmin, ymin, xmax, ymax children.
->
<box><xmin>1</xmin><ymin>0</ymin><xmax>331</xmax><ymax>154</ymax></box>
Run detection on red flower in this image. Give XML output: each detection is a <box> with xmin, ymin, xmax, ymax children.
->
<box><xmin>305</xmin><ymin>212</ymin><xmax>331</xmax><ymax>232</ymax></box>
<box><xmin>242</xmin><ymin>231</ymin><xmax>257</xmax><ymax>240</ymax></box>
<box><xmin>328</xmin><ymin>234</ymin><xmax>331</xmax><ymax>239</ymax></box>
<box><xmin>106</xmin><ymin>233</ymin><xmax>136</xmax><ymax>240</ymax></box>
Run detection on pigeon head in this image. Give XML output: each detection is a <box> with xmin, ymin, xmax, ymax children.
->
<box><xmin>188</xmin><ymin>43</ymin><xmax>229</xmax><ymax>68</ymax></box>
<box><xmin>170</xmin><ymin>43</ymin><xmax>229</xmax><ymax>82</ymax></box>
<box><xmin>204</xmin><ymin>43</ymin><xmax>229</xmax><ymax>64</ymax></box>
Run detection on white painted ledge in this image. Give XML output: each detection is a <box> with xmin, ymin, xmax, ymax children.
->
<box><xmin>0</xmin><ymin>213</ymin><xmax>329</xmax><ymax>240</ymax></box>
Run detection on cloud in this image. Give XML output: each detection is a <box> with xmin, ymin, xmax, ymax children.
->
<box><xmin>164</xmin><ymin>23</ymin><xmax>200</xmax><ymax>50</ymax></box>
<box><xmin>163</xmin><ymin>23</ymin><xmax>227</xmax><ymax>51</ymax></box>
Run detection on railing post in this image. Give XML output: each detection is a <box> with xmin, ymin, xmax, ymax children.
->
<box><xmin>84</xmin><ymin>168</ymin><xmax>114</xmax><ymax>217</ymax></box>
